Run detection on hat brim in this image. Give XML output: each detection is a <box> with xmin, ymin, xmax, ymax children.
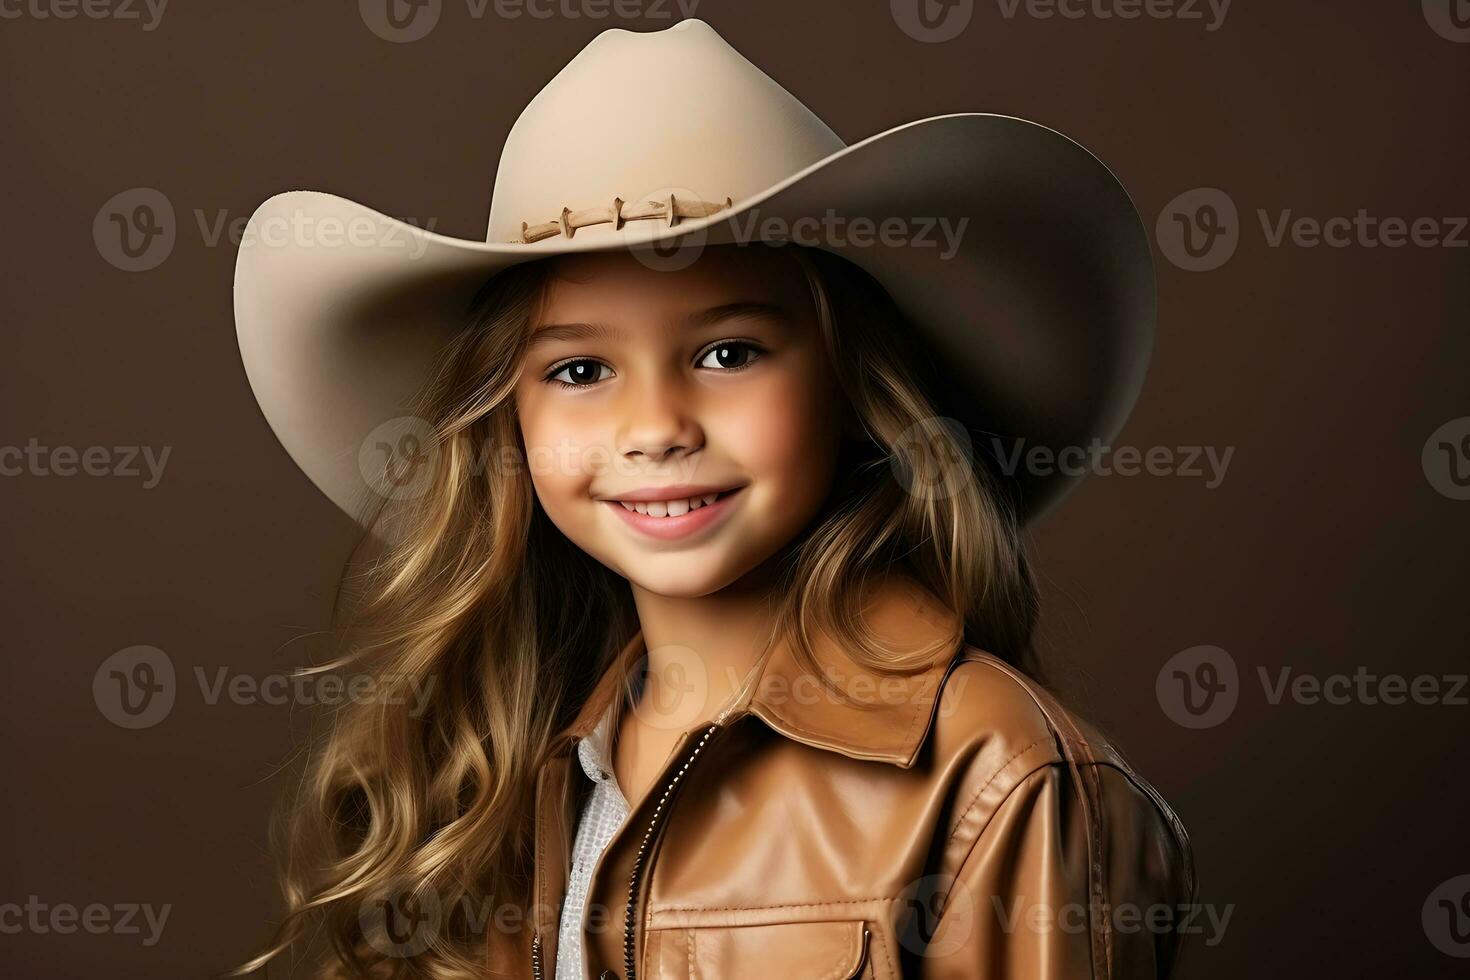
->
<box><xmin>234</xmin><ymin>112</ymin><xmax>1153</xmax><ymax>528</ymax></box>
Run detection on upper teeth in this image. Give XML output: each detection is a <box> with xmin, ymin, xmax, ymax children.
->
<box><xmin>620</xmin><ymin>493</ymin><xmax>721</xmax><ymax>517</ymax></box>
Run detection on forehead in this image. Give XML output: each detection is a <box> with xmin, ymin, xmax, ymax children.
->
<box><xmin>536</xmin><ymin>245</ymin><xmax>811</xmax><ymax>325</ymax></box>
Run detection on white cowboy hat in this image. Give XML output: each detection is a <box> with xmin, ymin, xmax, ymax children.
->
<box><xmin>233</xmin><ymin>18</ymin><xmax>1153</xmax><ymax>528</ymax></box>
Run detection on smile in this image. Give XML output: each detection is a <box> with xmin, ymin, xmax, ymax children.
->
<box><xmin>600</xmin><ymin>486</ymin><xmax>744</xmax><ymax>541</ymax></box>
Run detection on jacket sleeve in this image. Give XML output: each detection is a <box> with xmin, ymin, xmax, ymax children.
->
<box><xmin>916</xmin><ymin>761</ymin><xmax>1194</xmax><ymax>979</ymax></box>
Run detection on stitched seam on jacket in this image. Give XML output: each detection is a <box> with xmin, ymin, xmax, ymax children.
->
<box><xmin>660</xmin><ymin>920</ymin><xmax>867</xmax><ymax>979</ymax></box>
<box><xmin>871</xmin><ymin>923</ymin><xmax>896</xmax><ymax>978</ymax></box>
<box><xmin>942</xmin><ymin>737</ymin><xmax>1053</xmax><ymax>847</ymax></box>
<box><xmin>651</xmin><ymin>898</ymin><xmax>896</xmax><ymax>913</ymax></box>
<box><xmin>1040</xmin><ymin>696</ymin><xmax>1110</xmax><ymax>977</ymax></box>
<box><xmin>1040</xmin><ymin>706</ymin><xmax>1109</xmax><ymax>975</ymax></box>
<box><xmin>1085</xmin><ymin>750</ymin><xmax>1110</xmax><ymax>975</ymax></box>
<box><xmin>960</xmin><ymin>652</ymin><xmax>1114</xmax><ymax>978</ymax></box>
<box><xmin>1062</xmin><ymin>755</ymin><xmax>1108</xmax><ymax>978</ymax></box>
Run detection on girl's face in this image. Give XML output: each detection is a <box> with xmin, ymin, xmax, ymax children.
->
<box><xmin>513</xmin><ymin>246</ymin><xmax>845</xmax><ymax>598</ymax></box>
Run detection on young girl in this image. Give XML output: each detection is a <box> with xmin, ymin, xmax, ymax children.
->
<box><xmin>233</xmin><ymin>19</ymin><xmax>1193</xmax><ymax>980</ymax></box>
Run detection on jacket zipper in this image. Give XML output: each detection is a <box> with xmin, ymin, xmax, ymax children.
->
<box><xmin>531</xmin><ymin>723</ymin><xmax>722</xmax><ymax>980</ymax></box>
<box><xmin>621</xmin><ymin>723</ymin><xmax>721</xmax><ymax>980</ymax></box>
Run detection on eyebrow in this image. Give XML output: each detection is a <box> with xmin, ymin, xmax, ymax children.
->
<box><xmin>526</xmin><ymin>301</ymin><xmax>789</xmax><ymax>351</ymax></box>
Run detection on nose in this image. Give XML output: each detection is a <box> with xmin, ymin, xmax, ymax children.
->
<box><xmin>616</xmin><ymin>374</ymin><xmax>703</xmax><ymax>462</ymax></box>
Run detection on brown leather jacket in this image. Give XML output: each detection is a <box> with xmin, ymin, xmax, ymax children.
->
<box><xmin>489</xmin><ymin>578</ymin><xmax>1196</xmax><ymax>979</ymax></box>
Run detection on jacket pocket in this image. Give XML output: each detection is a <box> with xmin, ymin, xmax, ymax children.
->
<box><xmin>645</xmin><ymin>919</ymin><xmax>875</xmax><ymax>978</ymax></box>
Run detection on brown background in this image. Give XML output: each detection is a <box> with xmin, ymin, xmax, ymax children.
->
<box><xmin>2</xmin><ymin>1</ymin><xmax>1467</xmax><ymax>976</ymax></box>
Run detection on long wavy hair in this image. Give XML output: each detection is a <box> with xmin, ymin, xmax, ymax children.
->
<box><xmin>234</xmin><ymin>243</ymin><xmax>1038</xmax><ymax>978</ymax></box>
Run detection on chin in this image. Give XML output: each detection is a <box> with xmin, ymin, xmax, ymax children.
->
<box><xmin>619</xmin><ymin>554</ymin><xmax>748</xmax><ymax>599</ymax></box>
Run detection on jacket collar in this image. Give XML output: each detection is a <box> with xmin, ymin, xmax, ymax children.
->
<box><xmin>552</xmin><ymin>574</ymin><xmax>963</xmax><ymax>769</ymax></box>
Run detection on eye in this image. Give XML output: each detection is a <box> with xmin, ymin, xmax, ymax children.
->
<box><xmin>544</xmin><ymin>358</ymin><xmax>612</xmax><ymax>389</ymax></box>
<box><xmin>696</xmin><ymin>340</ymin><xmax>765</xmax><ymax>372</ymax></box>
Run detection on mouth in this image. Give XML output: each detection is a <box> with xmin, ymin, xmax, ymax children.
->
<box><xmin>600</xmin><ymin>486</ymin><xmax>745</xmax><ymax>541</ymax></box>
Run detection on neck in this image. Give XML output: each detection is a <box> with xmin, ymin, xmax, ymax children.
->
<box><xmin>627</xmin><ymin>559</ymin><xmax>785</xmax><ymax>730</ymax></box>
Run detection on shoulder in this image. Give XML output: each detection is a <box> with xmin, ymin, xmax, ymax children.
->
<box><xmin>929</xmin><ymin>645</ymin><xmax>1197</xmax><ymax>904</ymax></box>
<box><xmin>930</xmin><ymin>645</ymin><xmax>1159</xmax><ymax>785</ymax></box>
<box><xmin>921</xmin><ymin>648</ymin><xmax>1199</xmax><ymax>975</ymax></box>
<box><xmin>926</xmin><ymin>647</ymin><xmax>1086</xmax><ymax>789</ymax></box>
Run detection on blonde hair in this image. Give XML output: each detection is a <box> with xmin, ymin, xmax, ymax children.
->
<box><xmin>234</xmin><ymin>243</ymin><xmax>1037</xmax><ymax>978</ymax></box>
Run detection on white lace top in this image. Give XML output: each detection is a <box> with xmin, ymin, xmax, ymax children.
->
<box><xmin>554</xmin><ymin>675</ymin><xmax>640</xmax><ymax>979</ymax></box>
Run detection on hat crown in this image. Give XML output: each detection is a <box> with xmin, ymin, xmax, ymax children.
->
<box><xmin>485</xmin><ymin>19</ymin><xmax>844</xmax><ymax>243</ymax></box>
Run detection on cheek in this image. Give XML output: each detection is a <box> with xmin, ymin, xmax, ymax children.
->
<box><xmin>716</xmin><ymin>365</ymin><xmax>841</xmax><ymax>500</ymax></box>
<box><xmin>515</xmin><ymin>388</ymin><xmax>599</xmax><ymax>515</ymax></box>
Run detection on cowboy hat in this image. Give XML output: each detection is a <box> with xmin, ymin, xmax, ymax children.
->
<box><xmin>233</xmin><ymin>18</ymin><xmax>1154</xmax><ymax>529</ymax></box>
